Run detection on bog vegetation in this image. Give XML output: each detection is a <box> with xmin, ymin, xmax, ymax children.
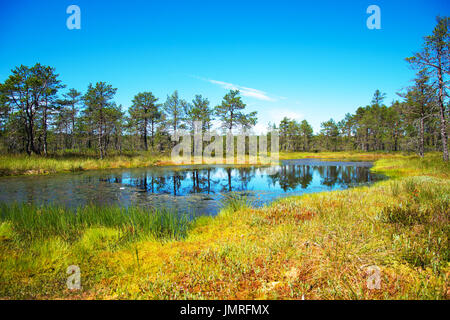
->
<box><xmin>0</xmin><ymin>153</ymin><xmax>448</xmax><ymax>299</ymax></box>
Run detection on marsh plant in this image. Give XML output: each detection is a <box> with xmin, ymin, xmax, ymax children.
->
<box><xmin>0</xmin><ymin>154</ymin><xmax>449</xmax><ymax>299</ymax></box>
<box><xmin>219</xmin><ymin>192</ymin><xmax>255</xmax><ymax>213</ymax></box>
<box><xmin>0</xmin><ymin>203</ymin><xmax>194</xmax><ymax>242</ymax></box>
<box><xmin>380</xmin><ymin>177</ymin><xmax>449</xmax><ymax>271</ymax></box>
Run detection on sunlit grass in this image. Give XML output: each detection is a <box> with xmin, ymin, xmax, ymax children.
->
<box><xmin>279</xmin><ymin>150</ymin><xmax>405</xmax><ymax>161</ymax></box>
<box><xmin>219</xmin><ymin>192</ymin><xmax>255</xmax><ymax>213</ymax></box>
<box><xmin>0</xmin><ymin>151</ymin><xmax>172</xmax><ymax>176</ymax></box>
<box><xmin>0</xmin><ymin>203</ymin><xmax>193</xmax><ymax>242</ymax></box>
<box><xmin>3</xmin><ymin>150</ymin><xmax>446</xmax><ymax>178</ymax></box>
<box><xmin>371</xmin><ymin>153</ymin><xmax>450</xmax><ymax>179</ymax></box>
<box><xmin>0</xmin><ymin>151</ymin><xmax>449</xmax><ymax>299</ymax></box>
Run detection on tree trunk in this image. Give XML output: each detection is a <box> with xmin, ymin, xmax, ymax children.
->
<box><xmin>42</xmin><ymin>98</ymin><xmax>48</xmax><ymax>156</ymax></box>
<box><xmin>437</xmin><ymin>66</ymin><xmax>449</xmax><ymax>161</ymax></box>
<box><xmin>25</xmin><ymin>123</ymin><xmax>32</xmax><ymax>155</ymax></box>
<box><xmin>419</xmin><ymin>117</ymin><xmax>424</xmax><ymax>157</ymax></box>
<box><xmin>98</xmin><ymin>110</ymin><xmax>104</xmax><ymax>159</ymax></box>
<box><xmin>25</xmin><ymin>103</ymin><xmax>38</xmax><ymax>155</ymax></box>
<box><xmin>71</xmin><ymin>104</ymin><xmax>76</xmax><ymax>149</ymax></box>
<box><xmin>143</xmin><ymin>118</ymin><xmax>148</xmax><ymax>151</ymax></box>
<box><xmin>151</xmin><ymin>120</ymin><xmax>155</xmax><ymax>151</ymax></box>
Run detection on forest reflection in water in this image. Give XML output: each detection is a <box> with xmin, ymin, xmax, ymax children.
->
<box><xmin>0</xmin><ymin>159</ymin><xmax>384</xmax><ymax>215</ymax></box>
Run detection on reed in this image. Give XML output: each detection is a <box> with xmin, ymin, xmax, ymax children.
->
<box><xmin>219</xmin><ymin>192</ymin><xmax>254</xmax><ymax>213</ymax></box>
<box><xmin>0</xmin><ymin>203</ymin><xmax>194</xmax><ymax>241</ymax></box>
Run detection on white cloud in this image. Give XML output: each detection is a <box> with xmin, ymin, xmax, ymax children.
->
<box><xmin>207</xmin><ymin>79</ymin><xmax>276</xmax><ymax>102</ymax></box>
<box><xmin>245</xmin><ymin>110</ymin><xmax>304</xmax><ymax>135</ymax></box>
<box><xmin>269</xmin><ymin>109</ymin><xmax>304</xmax><ymax>124</ymax></box>
<box><xmin>252</xmin><ymin>122</ymin><xmax>268</xmax><ymax>135</ymax></box>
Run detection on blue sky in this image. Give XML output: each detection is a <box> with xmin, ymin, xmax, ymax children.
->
<box><xmin>0</xmin><ymin>0</ymin><xmax>449</xmax><ymax>132</ymax></box>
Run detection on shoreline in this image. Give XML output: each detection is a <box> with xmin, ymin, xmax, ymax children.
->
<box><xmin>0</xmin><ymin>152</ymin><xmax>448</xmax><ymax>299</ymax></box>
<box><xmin>0</xmin><ymin>151</ymin><xmax>421</xmax><ymax>178</ymax></box>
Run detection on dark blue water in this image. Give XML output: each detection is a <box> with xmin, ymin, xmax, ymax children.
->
<box><xmin>0</xmin><ymin>159</ymin><xmax>384</xmax><ymax>215</ymax></box>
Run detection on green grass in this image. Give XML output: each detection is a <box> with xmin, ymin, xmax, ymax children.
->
<box><xmin>371</xmin><ymin>153</ymin><xmax>450</xmax><ymax>179</ymax></box>
<box><xmin>280</xmin><ymin>150</ymin><xmax>449</xmax><ymax>179</ymax></box>
<box><xmin>0</xmin><ymin>151</ymin><xmax>172</xmax><ymax>177</ymax></box>
<box><xmin>0</xmin><ymin>203</ymin><xmax>194</xmax><ymax>242</ymax></box>
<box><xmin>219</xmin><ymin>192</ymin><xmax>255</xmax><ymax>213</ymax></box>
<box><xmin>379</xmin><ymin>177</ymin><xmax>449</xmax><ymax>271</ymax></box>
<box><xmin>279</xmin><ymin>150</ymin><xmax>404</xmax><ymax>161</ymax></box>
<box><xmin>0</xmin><ymin>203</ymin><xmax>196</xmax><ymax>298</ymax></box>
<box><xmin>0</xmin><ymin>151</ymin><xmax>449</xmax><ymax>299</ymax></box>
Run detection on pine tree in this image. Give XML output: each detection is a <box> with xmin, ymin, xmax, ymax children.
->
<box><xmin>129</xmin><ymin>92</ymin><xmax>161</xmax><ymax>151</ymax></box>
<box><xmin>407</xmin><ymin>16</ymin><xmax>449</xmax><ymax>161</ymax></box>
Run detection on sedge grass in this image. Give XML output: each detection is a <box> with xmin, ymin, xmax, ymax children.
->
<box><xmin>0</xmin><ymin>152</ymin><xmax>172</xmax><ymax>177</ymax></box>
<box><xmin>0</xmin><ymin>203</ymin><xmax>194</xmax><ymax>242</ymax></box>
<box><xmin>219</xmin><ymin>192</ymin><xmax>255</xmax><ymax>213</ymax></box>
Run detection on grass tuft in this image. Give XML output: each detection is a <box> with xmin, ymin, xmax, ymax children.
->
<box><xmin>220</xmin><ymin>192</ymin><xmax>254</xmax><ymax>213</ymax></box>
<box><xmin>0</xmin><ymin>203</ymin><xmax>194</xmax><ymax>242</ymax></box>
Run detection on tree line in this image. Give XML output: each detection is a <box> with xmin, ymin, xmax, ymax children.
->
<box><xmin>278</xmin><ymin>17</ymin><xmax>449</xmax><ymax>161</ymax></box>
<box><xmin>0</xmin><ymin>17</ymin><xmax>448</xmax><ymax>161</ymax></box>
<box><xmin>0</xmin><ymin>71</ymin><xmax>257</xmax><ymax>159</ymax></box>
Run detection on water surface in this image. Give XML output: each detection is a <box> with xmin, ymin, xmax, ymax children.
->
<box><xmin>0</xmin><ymin>159</ymin><xmax>384</xmax><ymax>215</ymax></box>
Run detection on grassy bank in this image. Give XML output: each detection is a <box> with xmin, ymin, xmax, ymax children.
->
<box><xmin>0</xmin><ymin>152</ymin><xmax>448</xmax><ymax>299</ymax></box>
<box><xmin>0</xmin><ymin>150</ymin><xmax>423</xmax><ymax>177</ymax></box>
<box><xmin>0</xmin><ymin>152</ymin><xmax>173</xmax><ymax>176</ymax></box>
<box><xmin>2</xmin><ymin>150</ymin><xmax>445</xmax><ymax>178</ymax></box>
<box><xmin>0</xmin><ymin>204</ymin><xmax>193</xmax><ymax>242</ymax></box>
<box><xmin>279</xmin><ymin>151</ymin><xmax>404</xmax><ymax>161</ymax></box>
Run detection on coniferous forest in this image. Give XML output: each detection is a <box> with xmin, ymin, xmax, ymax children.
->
<box><xmin>1</xmin><ymin>17</ymin><xmax>448</xmax><ymax>161</ymax></box>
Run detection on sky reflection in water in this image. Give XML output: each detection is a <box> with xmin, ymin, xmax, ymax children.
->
<box><xmin>0</xmin><ymin>159</ymin><xmax>385</xmax><ymax>215</ymax></box>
